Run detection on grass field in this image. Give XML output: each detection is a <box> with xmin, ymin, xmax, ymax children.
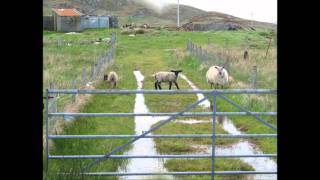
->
<box><xmin>43</xmin><ymin>28</ymin><xmax>276</xmax><ymax>179</ymax></box>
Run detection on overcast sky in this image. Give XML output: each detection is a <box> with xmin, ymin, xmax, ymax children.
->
<box><xmin>144</xmin><ymin>0</ymin><xmax>277</xmax><ymax>24</ymax></box>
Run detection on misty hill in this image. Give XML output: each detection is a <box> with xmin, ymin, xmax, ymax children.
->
<box><xmin>43</xmin><ymin>0</ymin><xmax>276</xmax><ymax>29</ymax></box>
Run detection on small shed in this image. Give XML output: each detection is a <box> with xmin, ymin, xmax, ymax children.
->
<box><xmin>52</xmin><ymin>8</ymin><xmax>83</xmax><ymax>32</ymax></box>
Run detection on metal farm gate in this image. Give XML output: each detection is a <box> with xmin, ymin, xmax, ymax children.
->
<box><xmin>44</xmin><ymin>89</ymin><xmax>277</xmax><ymax>179</ymax></box>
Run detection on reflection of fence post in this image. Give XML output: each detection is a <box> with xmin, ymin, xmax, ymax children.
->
<box><xmin>251</xmin><ymin>66</ymin><xmax>257</xmax><ymax>88</ymax></box>
<box><xmin>82</xmin><ymin>67</ymin><xmax>87</xmax><ymax>86</ymax></box>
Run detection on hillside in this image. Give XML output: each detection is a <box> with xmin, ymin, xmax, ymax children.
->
<box><xmin>43</xmin><ymin>0</ymin><xmax>276</xmax><ymax>29</ymax></box>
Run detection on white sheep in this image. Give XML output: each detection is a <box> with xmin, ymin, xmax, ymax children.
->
<box><xmin>153</xmin><ymin>70</ymin><xmax>183</xmax><ymax>90</ymax></box>
<box><xmin>206</xmin><ymin>66</ymin><xmax>229</xmax><ymax>89</ymax></box>
<box><xmin>104</xmin><ymin>71</ymin><xmax>119</xmax><ymax>88</ymax></box>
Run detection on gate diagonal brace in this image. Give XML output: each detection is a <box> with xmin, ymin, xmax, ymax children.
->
<box><xmin>80</xmin><ymin>95</ymin><xmax>212</xmax><ymax>173</ymax></box>
<box><xmin>218</xmin><ymin>94</ymin><xmax>277</xmax><ymax>131</ymax></box>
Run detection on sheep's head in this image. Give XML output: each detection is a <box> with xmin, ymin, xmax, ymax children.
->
<box><xmin>215</xmin><ymin>66</ymin><xmax>225</xmax><ymax>78</ymax></box>
<box><xmin>170</xmin><ymin>70</ymin><xmax>183</xmax><ymax>76</ymax></box>
<box><xmin>104</xmin><ymin>74</ymin><xmax>108</xmax><ymax>81</ymax></box>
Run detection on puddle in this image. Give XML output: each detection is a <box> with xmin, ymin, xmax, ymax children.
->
<box><xmin>65</xmin><ymin>32</ymin><xmax>80</xmax><ymax>35</ymax></box>
<box><xmin>175</xmin><ymin>119</ymin><xmax>211</xmax><ymax>124</ymax></box>
<box><xmin>193</xmin><ymin>116</ymin><xmax>277</xmax><ymax>180</ymax></box>
<box><xmin>217</xmin><ymin>116</ymin><xmax>277</xmax><ymax>180</ymax></box>
<box><xmin>217</xmin><ymin>116</ymin><xmax>242</xmax><ymax>135</ymax></box>
<box><xmin>117</xmin><ymin>71</ymin><xmax>173</xmax><ymax>180</ymax></box>
<box><xmin>63</xmin><ymin>115</ymin><xmax>75</xmax><ymax>122</ymax></box>
<box><xmin>179</xmin><ymin>74</ymin><xmax>211</xmax><ymax>109</ymax></box>
<box><xmin>215</xmin><ymin>141</ymin><xmax>277</xmax><ymax>180</ymax></box>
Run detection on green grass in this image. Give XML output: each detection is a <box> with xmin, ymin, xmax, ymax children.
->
<box><xmin>152</xmin><ymin>121</ymin><xmax>238</xmax><ymax>154</ymax></box>
<box><xmin>165</xmin><ymin>159</ymin><xmax>254</xmax><ymax>180</ymax></box>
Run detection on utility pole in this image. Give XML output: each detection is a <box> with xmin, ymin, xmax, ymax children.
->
<box><xmin>177</xmin><ymin>0</ymin><xmax>180</xmax><ymax>28</ymax></box>
<box><xmin>251</xmin><ymin>12</ymin><xmax>254</xmax><ymax>28</ymax></box>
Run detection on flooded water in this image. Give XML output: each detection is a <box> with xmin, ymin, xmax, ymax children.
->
<box><xmin>63</xmin><ymin>115</ymin><xmax>75</xmax><ymax>122</ymax></box>
<box><xmin>179</xmin><ymin>74</ymin><xmax>211</xmax><ymax>109</ymax></box>
<box><xmin>117</xmin><ymin>71</ymin><xmax>173</xmax><ymax>180</ymax></box>
<box><xmin>216</xmin><ymin>116</ymin><xmax>277</xmax><ymax>180</ymax></box>
<box><xmin>175</xmin><ymin>119</ymin><xmax>211</xmax><ymax>124</ymax></box>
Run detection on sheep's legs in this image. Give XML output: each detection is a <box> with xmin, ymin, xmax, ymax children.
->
<box><xmin>158</xmin><ymin>83</ymin><xmax>162</xmax><ymax>90</ymax></box>
<box><xmin>174</xmin><ymin>82</ymin><xmax>180</xmax><ymax>89</ymax></box>
<box><xmin>210</xmin><ymin>83</ymin><xmax>213</xmax><ymax>89</ymax></box>
<box><xmin>155</xmin><ymin>82</ymin><xmax>158</xmax><ymax>90</ymax></box>
<box><xmin>169</xmin><ymin>82</ymin><xmax>172</xmax><ymax>90</ymax></box>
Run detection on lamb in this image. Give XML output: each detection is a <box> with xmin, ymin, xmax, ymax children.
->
<box><xmin>153</xmin><ymin>70</ymin><xmax>183</xmax><ymax>90</ymax></box>
<box><xmin>104</xmin><ymin>71</ymin><xmax>118</xmax><ymax>88</ymax></box>
<box><xmin>206</xmin><ymin>66</ymin><xmax>229</xmax><ymax>89</ymax></box>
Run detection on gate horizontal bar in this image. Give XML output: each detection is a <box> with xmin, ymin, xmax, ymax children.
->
<box><xmin>74</xmin><ymin>171</ymin><xmax>277</xmax><ymax>176</ymax></box>
<box><xmin>48</xmin><ymin>134</ymin><xmax>277</xmax><ymax>139</ymax></box>
<box><xmin>49</xmin><ymin>112</ymin><xmax>277</xmax><ymax>117</ymax></box>
<box><xmin>49</xmin><ymin>154</ymin><xmax>277</xmax><ymax>159</ymax></box>
<box><xmin>48</xmin><ymin>89</ymin><xmax>277</xmax><ymax>94</ymax></box>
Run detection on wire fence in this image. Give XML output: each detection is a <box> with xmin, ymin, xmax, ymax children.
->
<box><xmin>46</xmin><ymin>32</ymin><xmax>117</xmax><ymax>115</ymax></box>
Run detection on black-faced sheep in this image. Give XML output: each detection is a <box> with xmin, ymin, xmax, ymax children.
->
<box><xmin>153</xmin><ymin>70</ymin><xmax>183</xmax><ymax>90</ymax></box>
<box><xmin>104</xmin><ymin>71</ymin><xmax>118</xmax><ymax>88</ymax></box>
<box><xmin>206</xmin><ymin>66</ymin><xmax>229</xmax><ymax>89</ymax></box>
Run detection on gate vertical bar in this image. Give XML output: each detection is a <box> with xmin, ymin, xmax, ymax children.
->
<box><xmin>45</xmin><ymin>89</ymin><xmax>49</xmax><ymax>171</ymax></box>
<box><xmin>211</xmin><ymin>92</ymin><xmax>217</xmax><ymax>180</ymax></box>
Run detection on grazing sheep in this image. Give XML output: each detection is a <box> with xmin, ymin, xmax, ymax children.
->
<box><xmin>153</xmin><ymin>70</ymin><xmax>183</xmax><ymax>90</ymax></box>
<box><xmin>206</xmin><ymin>66</ymin><xmax>229</xmax><ymax>89</ymax></box>
<box><xmin>104</xmin><ymin>71</ymin><xmax>118</xmax><ymax>88</ymax></box>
